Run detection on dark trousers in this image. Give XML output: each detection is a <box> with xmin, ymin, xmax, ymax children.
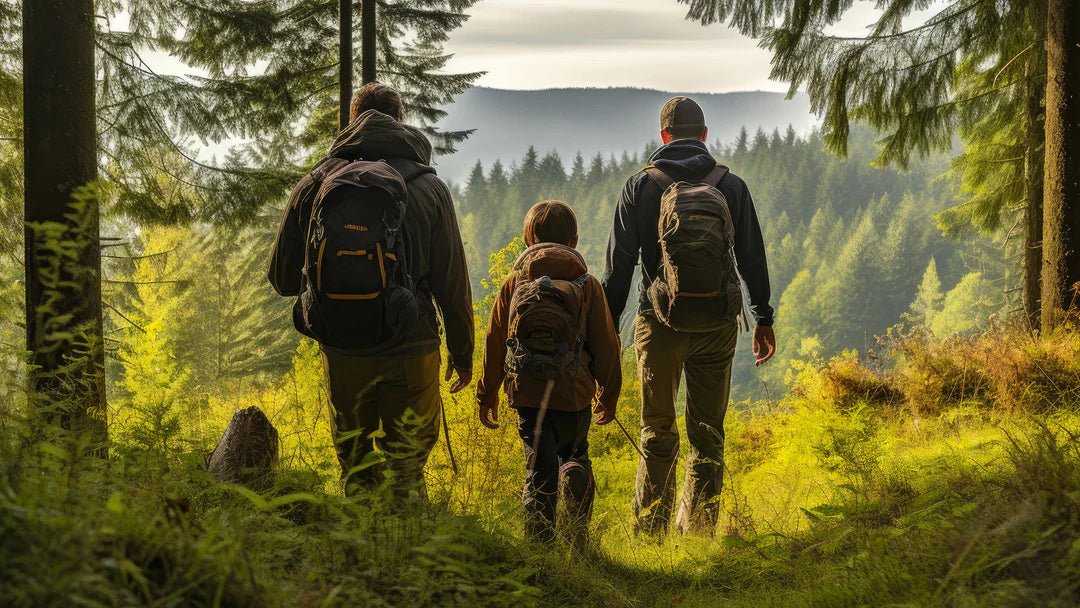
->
<box><xmin>516</xmin><ymin>407</ymin><xmax>594</xmax><ymax>543</ymax></box>
<box><xmin>633</xmin><ymin>314</ymin><xmax>738</xmax><ymax>536</ymax></box>
<box><xmin>322</xmin><ymin>349</ymin><xmax>442</xmax><ymax>501</ymax></box>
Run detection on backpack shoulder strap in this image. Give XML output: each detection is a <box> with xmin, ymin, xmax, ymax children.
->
<box><xmin>313</xmin><ymin>157</ymin><xmax>350</xmax><ymax>183</ymax></box>
<box><xmin>643</xmin><ymin>165</ymin><xmax>676</xmax><ymax>190</ymax></box>
<box><xmin>704</xmin><ymin>164</ymin><xmax>729</xmax><ymax>188</ymax></box>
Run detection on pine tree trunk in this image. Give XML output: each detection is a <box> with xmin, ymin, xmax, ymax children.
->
<box><xmin>22</xmin><ymin>0</ymin><xmax>106</xmax><ymax>440</ymax></box>
<box><xmin>339</xmin><ymin>0</ymin><xmax>353</xmax><ymax>130</ymax></box>
<box><xmin>1023</xmin><ymin>63</ymin><xmax>1045</xmax><ymax>330</ymax></box>
<box><xmin>1041</xmin><ymin>0</ymin><xmax>1080</xmax><ymax>328</ymax></box>
<box><xmin>362</xmin><ymin>0</ymin><xmax>377</xmax><ymax>84</ymax></box>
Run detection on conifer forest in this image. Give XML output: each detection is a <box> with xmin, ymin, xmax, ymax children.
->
<box><xmin>3</xmin><ymin>1</ymin><xmax>1080</xmax><ymax>606</ymax></box>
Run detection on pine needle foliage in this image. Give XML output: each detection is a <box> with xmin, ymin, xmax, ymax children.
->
<box><xmin>8</xmin><ymin>1</ymin><xmax>481</xmax><ymax>226</ymax></box>
<box><xmin>678</xmin><ymin>0</ymin><xmax>1045</xmax><ymax>238</ymax></box>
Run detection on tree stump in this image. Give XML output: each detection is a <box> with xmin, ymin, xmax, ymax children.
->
<box><xmin>207</xmin><ymin>406</ymin><xmax>279</xmax><ymax>487</ymax></box>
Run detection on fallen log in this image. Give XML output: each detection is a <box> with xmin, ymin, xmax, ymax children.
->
<box><xmin>207</xmin><ymin>406</ymin><xmax>279</xmax><ymax>487</ymax></box>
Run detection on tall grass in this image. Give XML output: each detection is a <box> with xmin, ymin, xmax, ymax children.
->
<box><xmin>2</xmin><ymin>320</ymin><xmax>1079</xmax><ymax>606</ymax></box>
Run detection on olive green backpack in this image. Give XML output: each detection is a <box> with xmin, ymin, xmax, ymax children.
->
<box><xmin>645</xmin><ymin>164</ymin><xmax>752</xmax><ymax>333</ymax></box>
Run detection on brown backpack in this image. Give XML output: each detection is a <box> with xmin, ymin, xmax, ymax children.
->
<box><xmin>645</xmin><ymin>164</ymin><xmax>748</xmax><ymax>333</ymax></box>
<box><xmin>505</xmin><ymin>245</ymin><xmax>590</xmax><ymax>381</ymax></box>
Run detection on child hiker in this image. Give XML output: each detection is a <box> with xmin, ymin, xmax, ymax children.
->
<box><xmin>476</xmin><ymin>200</ymin><xmax>622</xmax><ymax>544</ymax></box>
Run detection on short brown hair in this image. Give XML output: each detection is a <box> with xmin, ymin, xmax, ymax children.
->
<box><xmin>350</xmin><ymin>82</ymin><xmax>404</xmax><ymax>122</ymax></box>
<box><xmin>523</xmin><ymin>200</ymin><xmax>578</xmax><ymax>246</ymax></box>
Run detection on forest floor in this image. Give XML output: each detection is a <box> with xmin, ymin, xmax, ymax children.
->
<box><xmin>3</xmin><ymin>326</ymin><xmax>1080</xmax><ymax>607</ymax></box>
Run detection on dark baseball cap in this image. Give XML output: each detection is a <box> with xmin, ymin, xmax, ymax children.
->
<box><xmin>660</xmin><ymin>96</ymin><xmax>706</xmax><ymax>136</ymax></box>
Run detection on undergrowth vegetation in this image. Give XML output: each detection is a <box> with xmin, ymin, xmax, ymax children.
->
<box><xmin>4</xmin><ymin>314</ymin><xmax>1079</xmax><ymax>606</ymax></box>
<box><xmin>0</xmin><ymin>227</ymin><xmax>1076</xmax><ymax>608</ymax></box>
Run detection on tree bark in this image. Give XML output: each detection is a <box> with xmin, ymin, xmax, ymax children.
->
<box><xmin>207</xmin><ymin>407</ymin><xmax>279</xmax><ymax>487</ymax></box>
<box><xmin>1041</xmin><ymin>0</ymin><xmax>1080</xmax><ymax>328</ymax></box>
<box><xmin>1023</xmin><ymin>61</ymin><xmax>1045</xmax><ymax>330</ymax></box>
<box><xmin>23</xmin><ymin>0</ymin><xmax>106</xmax><ymax>440</ymax></box>
<box><xmin>339</xmin><ymin>0</ymin><xmax>353</xmax><ymax>130</ymax></box>
<box><xmin>362</xmin><ymin>0</ymin><xmax>377</xmax><ymax>85</ymax></box>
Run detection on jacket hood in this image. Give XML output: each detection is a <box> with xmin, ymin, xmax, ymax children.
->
<box><xmin>328</xmin><ymin>110</ymin><xmax>433</xmax><ymax>166</ymax></box>
<box><xmin>648</xmin><ymin>139</ymin><xmax>716</xmax><ymax>180</ymax></box>
<box><xmin>514</xmin><ymin>243</ymin><xmax>588</xmax><ymax>281</ymax></box>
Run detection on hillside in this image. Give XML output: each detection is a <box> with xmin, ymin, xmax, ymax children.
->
<box><xmin>434</xmin><ymin>87</ymin><xmax>816</xmax><ymax>182</ymax></box>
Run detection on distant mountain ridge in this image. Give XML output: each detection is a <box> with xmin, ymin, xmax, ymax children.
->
<box><xmin>433</xmin><ymin>86</ymin><xmax>817</xmax><ymax>182</ymax></box>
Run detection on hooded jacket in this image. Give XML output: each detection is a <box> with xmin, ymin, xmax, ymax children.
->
<box><xmin>601</xmin><ymin>139</ymin><xmax>774</xmax><ymax>328</ymax></box>
<box><xmin>477</xmin><ymin>243</ymin><xmax>621</xmax><ymax>414</ymax></box>
<box><xmin>269</xmin><ymin>110</ymin><xmax>474</xmax><ymax>367</ymax></box>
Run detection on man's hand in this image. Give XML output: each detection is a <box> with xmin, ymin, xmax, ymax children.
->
<box><xmin>479</xmin><ymin>403</ymin><xmax>499</xmax><ymax>429</ymax></box>
<box><xmin>593</xmin><ymin>402</ymin><xmax>615</xmax><ymax>426</ymax></box>
<box><xmin>445</xmin><ymin>364</ymin><xmax>472</xmax><ymax>393</ymax></box>
<box><xmin>753</xmin><ymin>324</ymin><xmax>776</xmax><ymax>366</ymax></box>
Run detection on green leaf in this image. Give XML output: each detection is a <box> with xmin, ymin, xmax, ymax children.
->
<box><xmin>346</xmin><ymin>450</ymin><xmax>386</xmax><ymax>477</ymax></box>
<box><xmin>800</xmin><ymin>507</ymin><xmax>822</xmax><ymax>522</ymax></box>
<box><xmin>812</xmin><ymin>503</ymin><xmax>846</xmax><ymax>517</ymax></box>
<box><xmin>722</xmin><ymin>533</ymin><xmax>751</xmax><ymax>548</ymax></box>
<box><xmin>266</xmin><ymin>493</ymin><xmax>323</xmax><ymax>510</ymax></box>
<box><xmin>221</xmin><ymin>484</ymin><xmax>270</xmax><ymax>510</ymax></box>
<box><xmin>39</xmin><ymin>442</ymin><xmax>66</xmax><ymax>459</ymax></box>
<box><xmin>105</xmin><ymin>491</ymin><xmax>125</xmax><ymax>515</ymax></box>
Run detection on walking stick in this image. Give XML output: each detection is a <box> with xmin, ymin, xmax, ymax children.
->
<box><xmin>442</xmin><ymin>393</ymin><xmax>458</xmax><ymax>475</ymax></box>
<box><xmin>529</xmin><ymin>379</ymin><xmax>557</xmax><ymax>470</ymax></box>
<box><xmin>613</xmin><ymin>416</ymin><xmax>646</xmax><ymax>459</ymax></box>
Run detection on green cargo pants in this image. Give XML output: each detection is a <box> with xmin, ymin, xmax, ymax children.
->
<box><xmin>322</xmin><ymin>349</ymin><xmax>442</xmax><ymax>500</ymax></box>
<box><xmin>633</xmin><ymin>314</ymin><xmax>738</xmax><ymax>536</ymax></box>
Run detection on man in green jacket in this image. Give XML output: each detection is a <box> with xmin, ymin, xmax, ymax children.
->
<box><xmin>269</xmin><ymin>83</ymin><xmax>473</xmax><ymax>499</ymax></box>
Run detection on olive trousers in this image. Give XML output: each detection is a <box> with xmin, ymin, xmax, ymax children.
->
<box><xmin>633</xmin><ymin>314</ymin><xmax>738</xmax><ymax>535</ymax></box>
<box><xmin>322</xmin><ymin>349</ymin><xmax>442</xmax><ymax>500</ymax></box>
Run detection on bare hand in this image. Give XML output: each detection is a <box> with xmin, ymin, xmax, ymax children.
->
<box><xmin>445</xmin><ymin>364</ymin><xmax>472</xmax><ymax>393</ymax></box>
<box><xmin>753</xmin><ymin>325</ymin><xmax>776</xmax><ymax>366</ymax></box>
<box><xmin>479</xmin><ymin>403</ymin><xmax>499</xmax><ymax>429</ymax></box>
<box><xmin>593</xmin><ymin>402</ymin><xmax>615</xmax><ymax>426</ymax></box>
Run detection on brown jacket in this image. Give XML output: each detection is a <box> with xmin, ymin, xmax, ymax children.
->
<box><xmin>477</xmin><ymin>243</ymin><xmax>622</xmax><ymax>413</ymax></box>
<box><xmin>269</xmin><ymin>110</ymin><xmax>474</xmax><ymax>367</ymax></box>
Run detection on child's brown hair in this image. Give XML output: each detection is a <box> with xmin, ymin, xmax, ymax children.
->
<box><xmin>523</xmin><ymin>200</ymin><xmax>578</xmax><ymax>247</ymax></box>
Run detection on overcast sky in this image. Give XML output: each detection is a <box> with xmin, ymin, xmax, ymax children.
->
<box><xmin>442</xmin><ymin>0</ymin><xmax>887</xmax><ymax>93</ymax></box>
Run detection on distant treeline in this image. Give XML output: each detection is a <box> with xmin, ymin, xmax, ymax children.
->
<box><xmin>452</xmin><ymin>126</ymin><xmax>1006</xmax><ymax>399</ymax></box>
<box><xmin>0</xmin><ymin>127</ymin><xmax>1006</xmax><ymax>406</ymax></box>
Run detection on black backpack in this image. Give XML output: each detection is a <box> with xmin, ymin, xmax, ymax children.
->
<box><xmin>292</xmin><ymin>159</ymin><xmax>422</xmax><ymax>350</ymax></box>
<box><xmin>504</xmin><ymin>245</ymin><xmax>590</xmax><ymax>381</ymax></box>
<box><xmin>645</xmin><ymin>164</ymin><xmax>751</xmax><ymax>333</ymax></box>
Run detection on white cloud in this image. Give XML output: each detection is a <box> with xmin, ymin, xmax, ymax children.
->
<box><xmin>441</xmin><ymin>0</ymin><xmax>944</xmax><ymax>93</ymax></box>
<box><xmin>444</xmin><ymin>0</ymin><xmax>783</xmax><ymax>92</ymax></box>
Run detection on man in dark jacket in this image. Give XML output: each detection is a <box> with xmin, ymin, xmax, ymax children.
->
<box><xmin>602</xmin><ymin>96</ymin><xmax>776</xmax><ymax>535</ymax></box>
<box><xmin>269</xmin><ymin>83</ymin><xmax>473</xmax><ymax>499</ymax></box>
